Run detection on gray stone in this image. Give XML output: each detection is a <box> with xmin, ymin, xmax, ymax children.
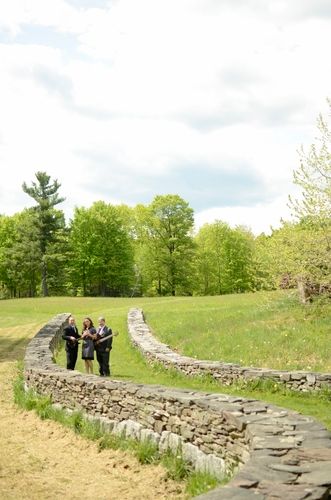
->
<box><xmin>258</xmin><ymin>481</ymin><xmax>329</xmax><ymax>499</ymax></box>
<box><xmin>159</xmin><ymin>431</ymin><xmax>171</xmax><ymax>453</ymax></box>
<box><xmin>140</xmin><ymin>428</ymin><xmax>160</xmax><ymax>446</ymax></box>
<box><xmin>296</xmin><ymin>462</ymin><xmax>331</xmax><ymax>486</ymax></box>
<box><xmin>204</xmin><ymin>454</ymin><xmax>227</xmax><ymax>479</ymax></box>
<box><xmin>306</xmin><ymin>373</ymin><xmax>317</xmax><ymax>384</ymax></box>
<box><xmin>195</xmin><ymin>487</ymin><xmax>265</xmax><ymax>499</ymax></box>
<box><xmin>167</xmin><ymin>432</ymin><xmax>183</xmax><ymax>454</ymax></box>
<box><xmin>182</xmin><ymin>442</ymin><xmax>204</xmax><ymax>464</ymax></box>
<box><xmin>268</xmin><ymin>463</ymin><xmax>311</xmax><ymax>474</ymax></box>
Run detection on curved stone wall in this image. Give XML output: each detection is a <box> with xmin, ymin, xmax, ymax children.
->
<box><xmin>128</xmin><ymin>308</ymin><xmax>331</xmax><ymax>392</ymax></box>
<box><xmin>24</xmin><ymin>314</ymin><xmax>331</xmax><ymax>499</ymax></box>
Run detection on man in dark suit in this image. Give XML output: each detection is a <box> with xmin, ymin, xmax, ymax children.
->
<box><xmin>94</xmin><ymin>316</ymin><xmax>112</xmax><ymax>376</ymax></box>
<box><xmin>62</xmin><ymin>315</ymin><xmax>81</xmax><ymax>370</ymax></box>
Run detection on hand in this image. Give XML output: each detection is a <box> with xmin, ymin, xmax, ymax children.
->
<box><xmin>70</xmin><ymin>336</ymin><xmax>75</xmax><ymax>341</ymax></box>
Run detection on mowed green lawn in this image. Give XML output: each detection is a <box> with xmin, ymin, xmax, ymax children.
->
<box><xmin>1</xmin><ymin>291</ymin><xmax>331</xmax><ymax>429</ymax></box>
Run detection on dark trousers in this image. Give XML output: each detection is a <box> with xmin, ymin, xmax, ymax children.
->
<box><xmin>66</xmin><ymin>347</ymin><xmax>78</xmax><ymax>370</ymax></box>
<box><xmin>96</xmin><ymin>350</ymin><xmax>110</xmax><ymax>376</ymax></box>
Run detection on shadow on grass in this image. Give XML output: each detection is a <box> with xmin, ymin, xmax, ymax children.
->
<box><xmin>0</xmin><ymin>337</ymin><xmax>31</xmax><ymax>362</ymax></box>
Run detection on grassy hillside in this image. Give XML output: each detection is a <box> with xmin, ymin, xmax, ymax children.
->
<box><xmin>143</xmin><ymin>290</ymin><xmax>331</xmax><ymax>372</ymax></box>
<box><xmin>1</xmin><ymin>291</ymin><xmax>330</xmax><ymax>430</ymax></box>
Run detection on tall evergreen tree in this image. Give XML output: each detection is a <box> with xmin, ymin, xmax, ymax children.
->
<box><xmin>22</xmin><ymin>171</ymin><xmax>65</xmax><ymax>296</ymax></box>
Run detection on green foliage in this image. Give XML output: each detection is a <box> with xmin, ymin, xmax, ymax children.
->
<box><xmin>290</xmin><ymin>102</ymin><xmax>331</xmax><ymax>222</ymax></box>
<box><xmin>0</xmin><ymin>120</ymin><xmax>330</xmax><ymax>300</ymax></box>
<box><xmin>185</xmin><ymin>471</ymin><xmax>220</xmax><ymax>497</ymax></box>
<box><xmin>68</xmin><ymin>201</ymin><xmax>135</xmax><ymax>296</ymax></box>
<box><xmin>255</xmin><ymin>218</ymin><xmax>331</xmax><ymax>293</ymax></box>
<box><xmin>161</xmin><ymin>449</ymin><xmax>191</xmax><ymax>481</ymax></box>
<box><xmin>194</xmin><ymin>221</ymin><xmax>255</xmax><ymax>295</ymax></box>
<box><xmin>13</xmin><ymin>371</ymin><xmax>52</xmax><ymax>414</ymax></box>
<box><xmin>131</xmin><ymin>439</ymin><xmax>160</xmax><ymax>464</ymax></box>
<box><xmin>287</xmin><ymin>101</ymin><xmax>331</xmax><ymax>288</ymax></box>
<box><xmin>0</xmin><ymin>210</ymin><xmax>41</xmax><ymax>297</ymax></box>
<box><xmin>133</xmin><ymin>195</ymin><xmax>195</xmax><ymax>296</ymax></box>
<box><xmin>98</xmin><ymin>432</ymin><xmax>122</xmax><ymax>451</ymax></box>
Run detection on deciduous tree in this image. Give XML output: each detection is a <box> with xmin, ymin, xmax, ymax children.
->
<box><xmin>289</xmin><ymin>101</ymin><xmax>331</xmax><ymax>292</ymax></box>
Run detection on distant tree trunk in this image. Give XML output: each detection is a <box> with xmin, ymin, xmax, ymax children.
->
<box><xmin>41</xmin><ymin>259</ymin><xmax>49</xmax><ymax>297</ymax></box>
<box><xmin>157</xmin><ymin>277</ymin><xmax>162</xmax><ymax>296</ymax></box>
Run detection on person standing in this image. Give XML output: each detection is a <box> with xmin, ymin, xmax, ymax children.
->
<box><xmin>94</xmin><ymin>316</ymin><xmax>113</xmax><ymax>376</ymax></box>
<box><xmin>81</xmin><ymin>317</ymin><xmax>96</xmax><ymax>374</ymax></box>
<box><xmin>62</xmin><ymin>315</ymin><xmax>81</xmax><ymax>370</ymax></box>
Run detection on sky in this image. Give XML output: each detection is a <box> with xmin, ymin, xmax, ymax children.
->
<box><xmin>0</xmin><ymin>0</ymin><xmax>330</xmax><ymax>235</ymax></box>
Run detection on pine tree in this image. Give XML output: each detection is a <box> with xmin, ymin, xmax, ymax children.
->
<box><xmin>22</xmin><ymin>171</ymin><xmax>65</xmax><ymax>296</ymax></box>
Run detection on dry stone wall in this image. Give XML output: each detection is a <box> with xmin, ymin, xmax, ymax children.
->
<box><xmin>24</xmin><ymin>313</ymin><xmax>331</xmax><ymax>499</ymax></box>
<box><xmin>128</xmin><ymin>308</ymin><xmax>331</xmax><ymax>392</ymax></box>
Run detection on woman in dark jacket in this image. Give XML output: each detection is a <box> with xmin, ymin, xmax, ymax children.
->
<box><xmin>81</xmin><ymin>317</ymin><xmax>96</xmax><ymax>374</ymax></box>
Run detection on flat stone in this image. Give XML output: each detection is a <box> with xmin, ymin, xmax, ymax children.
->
<box><xmin>287</xmin><ymin>448</ymin><xmax>331</xmax><ymax>462</ymax></box>
<box><xmin>300</xmin><ymin>439</ymin><xmax>331</xmax><ymax>449</ymax></box>
<box><xmin>268</xmin><ymin>463</ymin><xmax>311</xmax><ymax>473</ymax></box>
<box><xmin>195</xmin><ymin>487</ymin><xmax>265</xmax><ymax>499</ymax></box>
<box><xmin>229</xmin><ymin>478</ymin><xmax>259</xmax><ymax>489</ymax></box>
<box><xmin>236</xmin><ymin>465</ymin><xmax>296</xmax><ymax>484</ymax></box>
<box><xmin>243</xmin><ymin>405</ymin><xmax>268</xmax><ymax>414</ymax></box>
<box><xmin>222</xmin><ymin>410</ymin><xmax>245</xmax><ymax>430</ymax></box>
<box><xmin>290</xmin><ymin>372</ymin><xmax>307</xmax><ymax>380</ymax></box>
<box><xmin>246</xmin><ymin>424</ymin><xmax>284</xmax><ymax>436</ymax></box>
<box><xmin>257</xmin><ymin>481</ymin><xmax>329</xmax><ymax>499</ymax></box>
<box><xmin>296</xmin><ymin>462</ymin><xmax>331</xmax><ymax>486</ymax></box>
<box><xmin>251</xmin><ymin>437</ymin><xmax>299</xmax><ymax>450</ymax></box>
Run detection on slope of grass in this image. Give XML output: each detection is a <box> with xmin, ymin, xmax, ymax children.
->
<box><xmin>143</xmin><ymin>291</ymin><xmax>331</xmax><ymax>372</ymax></box>
<box><xmin>1</xmin><ymin>291</ymin><xmax>331</xmax><ymax>430</ymax></box>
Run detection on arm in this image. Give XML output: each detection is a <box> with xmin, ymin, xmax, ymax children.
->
<box><xmin>62</xmin><ymin>326</ymin><xmax>75</xmax><ymax>341</ymax></box>
<box><xmin>95</xmin><ymin>327</ymin><xmax>114</xmax><ymax>348</ymax></box>
<box><xmin>82</xmin><ymin>327</ymin><xmax>97</xmax><ymax>339</ymax></box>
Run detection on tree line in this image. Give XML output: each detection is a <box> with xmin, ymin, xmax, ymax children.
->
<box><xmin>0</xmin><ymin>103</ymin><xmax>330</xmax><ymax>299</ymax></box>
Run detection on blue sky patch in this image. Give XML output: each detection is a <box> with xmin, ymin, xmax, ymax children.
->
<box><xmin>1</xmin><ymin>24</ymin><xmax>79</xmax><ymax>55</ymax></box>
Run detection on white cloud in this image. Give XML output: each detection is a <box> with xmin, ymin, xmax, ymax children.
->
<box><xmin>195</xmin><ymin>195</ymin><xmax>295</xmax><ymax>236</ymax></box>
<box><xmin>0</xmin><ymin>0</ymin><xmax>330</xmax><ymax>234</ymax></box>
